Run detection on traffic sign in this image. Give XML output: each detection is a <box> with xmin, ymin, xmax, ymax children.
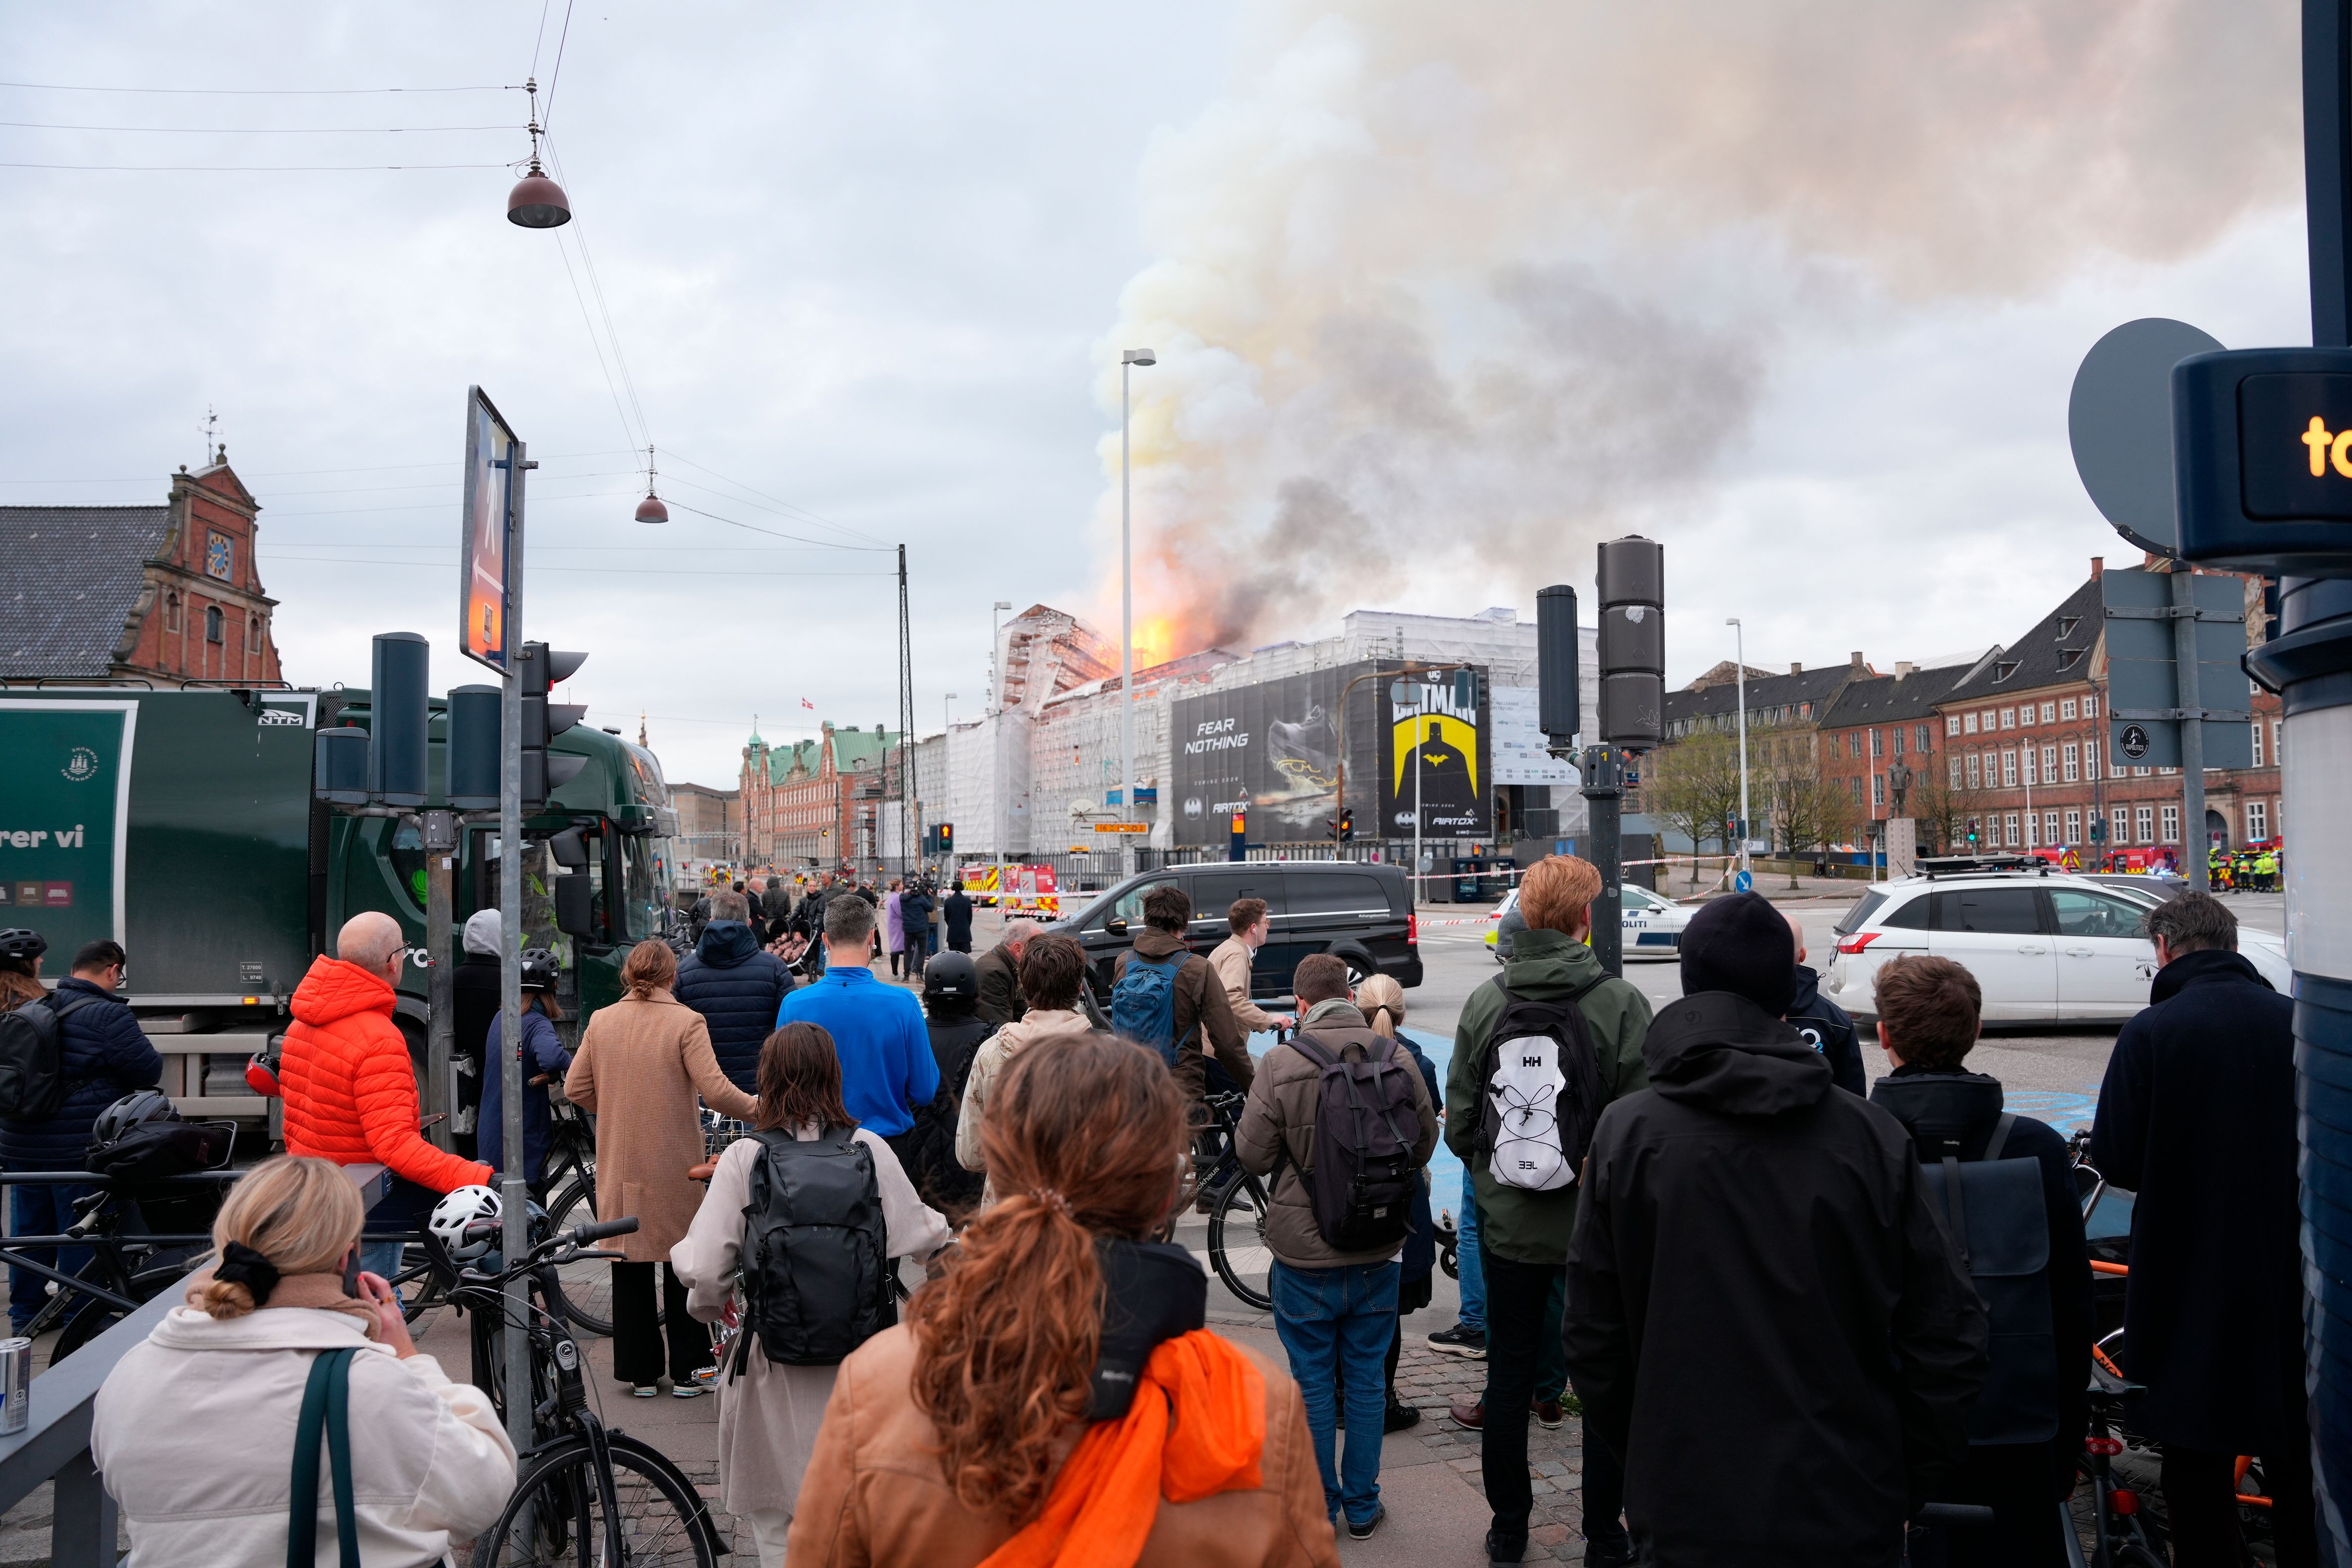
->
<box><xmin>1092</xmin><ymin>822</ymin><xmax>1148</xmax><ymax>833</ymax></box>
<box><xmin>2102</xmin><ymin>567</ymin><xmax>2252</xmax><ymax>769</ymax></box>
<box><xmin>2067</xmin><ymin>318</ymin><xmax>2224</xmax><ymax>557</ymax></box>
<box><xmin>2175</xmin><ymin>346</ymin><xmax>2352</xmax><ymax>573</ymax></box>
<box><xmin>2117</xmin><ymin>723</ymin><xmax>2152</xmax><ymax>760</ymax></box>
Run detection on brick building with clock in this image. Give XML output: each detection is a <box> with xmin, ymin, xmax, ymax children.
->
<box><xmin>0</xmin><ymin>449</ymin><xmax>283</xmax><ymax>687</ymax></box>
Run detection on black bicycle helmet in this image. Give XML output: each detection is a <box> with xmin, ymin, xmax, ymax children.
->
<box><xmin>923</xmin><ymin>951</ymin><xmax>978</xmax><ymax>1000</ymax></box>
<box><xmin>90</xmin><ymin>1089</ymin><xmax>180</xmax><ymax>1146</ymax></box>
<box><xmin>0</xmin><ymin>930</ymin><xmax>46</xmax><ymax>962</ymax></box>
<box><xmin>519</xmin><ymin>948</ymin><xmax>561</xmax><ymax>992</ymax></box>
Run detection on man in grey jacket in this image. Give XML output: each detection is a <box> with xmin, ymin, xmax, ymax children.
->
<box><xmin>1236</xmin><ymin>952</ymin><xmax>1437</xmax><ymax>1542</ymax></box>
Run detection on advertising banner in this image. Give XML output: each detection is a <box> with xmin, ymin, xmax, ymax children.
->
<box><xmin>1379</xmin><ymin>672</ymin><xmax>1493</xmax><ymax>837</ymax></box>
<box><xmin>1170</xmin><ymin>664</ymin><xmax>1378</xmax><ymax>846</ymax></box>
<box><xmin>0</xmin><ymin>700</ymin><xmax>136</xmax><ymax>954</ymax></box>
<box><xmin>459</xmin><ymin>385</ymin><xmax>520</xmax><ymax>672</ymax></box>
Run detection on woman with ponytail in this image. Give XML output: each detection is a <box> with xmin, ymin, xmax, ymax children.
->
<box><xmin>1352</xmin><ymin>973</ymin><xmax>1443</xmax><ymax>1434</ymax></box>
<box><xmin>91</xmin><ymin>1156</ymin><xmax>515</xmax><ymax>1564</ymax></box>
<box><xmin>785</xmin><ymin>1034</ymin><xmax>1339</xmax><ymax>1568</ymax></box>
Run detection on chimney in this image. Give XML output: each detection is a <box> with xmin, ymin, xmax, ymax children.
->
<box><xmin>1789</xmin><ymin>662</ymin><xmax>1803</xmax><ymax>676</ymax></box>
<box><xmin>2091</xmin><ymin>555</ymin><xmax>2105</xmax><ymax>580</ymax></box>
<box><xmin>1850</xmin><ymin>650</ymin><xmax>1865</xmax><ymax>670</ymax></box>
<box><xmin>1895</xmin><ymin>661</ymin><xmax>1917</xmax><ymax>679</ymax></box>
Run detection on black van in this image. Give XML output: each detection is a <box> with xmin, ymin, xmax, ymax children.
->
<box><xmin>1049</xmin><ymin>861</ymin><xmax>1422</xmax><ymax>1005</ymax></box>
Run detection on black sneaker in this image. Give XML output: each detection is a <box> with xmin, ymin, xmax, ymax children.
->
<box><xmin>1348</xmin><ymin>1504</ymin><xmax>1386</xmax><ymax>1540</ymax></box>
<box><xmin>1426</xmin><ymin>1322</ymin><xmax>1487</xmax><ymax>1358</ymax></box>
<box><xmin>1583</xmin><ymin>1536</ymin><xmax>1634</xmax><ymax>1567</ymax></box>
<box><xmin>1486</xmin><ymin>1527</ymin><xmax>1526</xmax><ymax>1565</ymax></box>
<box><xmin>1383</xmin><ymin>1396</ymin><xmax>1421</xmax><ymax>1432</ymax></box>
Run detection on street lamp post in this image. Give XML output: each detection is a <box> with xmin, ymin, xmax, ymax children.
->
<box><xmin>1727</xmin><ymin>618</ymin><xmax>1751</xmax><ymax>885</ymax></box>
<box><xmin>1120</xmin><ymin>347</ymin><xmax>1156</xmax><ymax>881</ymax></box>
<box><xmin>989</xmin><ymin>602</ymin><xmax>1011</xmax><ymax>862</ymax></box>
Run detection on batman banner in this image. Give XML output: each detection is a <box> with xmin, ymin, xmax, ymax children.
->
<box><xmin>1377</xmin><ymin>671</ymin><xmax>1492</xmax><ymax>836</ymax></box>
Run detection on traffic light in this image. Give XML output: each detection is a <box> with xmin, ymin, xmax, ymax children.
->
<box><xmin>1337</xmin><ymin>807</ymin><xmax>1354</xmax><ymax>842</ymax></box>
<box><xmin>1596</xmin><ymin>537</ymin><xmax>1665</xmax><ymax>751</ymax></box>
<box><xmin>1451</xmin><ymin>667</ymin><xmax>1483</xmax><ymax>710</ymax></box>
<box><xmin>1536</xmin><ymin>584</ymin><xmax>1579</xmax><ymax>756</ymax></box>
<box><xmin>1967</xmin><ymin>821</ymin><xmax>1980</xmax><ymax>847</ymax></box>
<box><xmin>938</xmin><ymin>822</ymin><xmax>953</xmax><ymax>854</ymax></box>
<box><xmin>519</xmin><ymin>641</ymin><xmax>589</xmax><ymax>811</ymax></box>
<box><xmin>369</xmin><ymin>632</ymin><xmax>429</xmax><ymax>808</ymax></box>
<box><xmin>1229</xmin><ymin>811</ymin><xmax>1248</xmax><ymax>863</ymax></box>
<box><xmin>445</xmin><ymin>685</ymin><xmax>501</xmax><ymax>810</ymax></box>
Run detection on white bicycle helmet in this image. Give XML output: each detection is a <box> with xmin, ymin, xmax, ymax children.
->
<box><xmin>428</xmin><ymin>1184</ymin><xmax>503</xmax><ymax>1262</ymax></box>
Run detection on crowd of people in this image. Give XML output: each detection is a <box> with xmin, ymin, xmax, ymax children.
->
<box><xmin>0</xmin><ymin>840</ymin><xmax>2315</xmax><ymax>1567</ymax></box>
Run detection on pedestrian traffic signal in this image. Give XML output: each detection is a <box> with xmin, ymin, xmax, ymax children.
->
<box><xmin>368</xmin><ymin>632</ymin><xmax>430</xmax><ymax>808</ymax></box>
<box><xmin>445</xmin><ymin>684</ymin><xmax>500</xmax><ymax>809</ymax></box>
<box><xmin>1451</xmin><ymin>668</ymin><xmax>1482</xmax><ymax>710</ymax></box>
<box><xmin>518</xmin><ymin>641</ymin><xmax>589</xmax><ymax>811</ymax></box>
<box><xmin>1596</xmin><ymin>536</ymin><xmax>1664</xmax><ymax>752</ymax></box>
<box><xmin>1536</xmin><ymin>584</ymin><xmax>1579</xmax><ymax>756</ymax></box>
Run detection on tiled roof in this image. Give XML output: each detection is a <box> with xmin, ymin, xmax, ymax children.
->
<box><xmin>1818</xmin><ymin>660</ymin><xmax>1982</xmax><ymax>727</ymax></box>
<box><xmin>1943</xmin><ymin>578</ymin><xmax>2103</xmax><ymax>703</ymax></box>
<box><xmin>1664</xmin><ymin>663</ymin><xmax>1856</xmax><ymax>727</ymax></box>
<box><xmin>0</xmin><ymin>505</ymin><xmax>171</xmax><ymax>678</ymax></box>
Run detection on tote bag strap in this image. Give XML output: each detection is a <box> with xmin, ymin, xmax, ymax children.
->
<box><xmin>288</xmin><ymin>1347</ymin><xmax>361</xmax><ymax>1568</ymax></box>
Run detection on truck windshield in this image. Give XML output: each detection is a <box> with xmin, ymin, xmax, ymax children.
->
<box><xmin>622</xmin><ymin>836</ymin><xmax>672</xmax><ymax>942</ymax></box>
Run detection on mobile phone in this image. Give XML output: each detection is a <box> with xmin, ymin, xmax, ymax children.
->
<box><xmin>341</xmin><ymin>1249</ymin><xmax>362</xmax><ymax>1299</ymax></box>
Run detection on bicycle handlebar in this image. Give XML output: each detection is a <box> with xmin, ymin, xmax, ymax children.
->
<box><xmin>571</xmin><ymin>1217</ymin><xmax>640</xmax><ymax>1245</ymax></box>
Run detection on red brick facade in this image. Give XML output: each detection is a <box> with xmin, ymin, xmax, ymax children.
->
<box><xmin>130</xmin><ymin>459</ymin><xmax>282</xmax><ymax>686</ymax></box>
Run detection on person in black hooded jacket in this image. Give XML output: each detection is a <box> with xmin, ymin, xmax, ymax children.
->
<box><xmin>1781</xmin><ymin>910</ymin><xmax>1864</xmax><ymax>1096</ymax></box>
<box><xmin>2090</xmin><ymin>891</ymin><xmax>2316</xmax><ymax>1567</ymax></box>
<box><xmin>673</xmin><ymin>890</ymin><xmax>793</xmax><ymax>1095</ymax></box>
<box><xmin>1563</xmin><ymin>892</ymin><xmax>1987</xmax><ymax>1568</ymax></box>
<box><xmin>1867</xmin><ymin>954</ymin><xmax>2091</xmax><ymax>1568</ymax></box>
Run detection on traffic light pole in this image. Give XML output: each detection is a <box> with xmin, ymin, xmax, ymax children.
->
<box><xmin>1580</xmin><ymin>746</ymin><xmax>1623</xmax><ymax>976</ymax></box>
<box><xmin>497</xmin><ymin>441</ymin><xmax>531</xmax><ymax>1459</ymax></box>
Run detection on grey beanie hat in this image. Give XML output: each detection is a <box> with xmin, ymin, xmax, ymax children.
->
<box><xmin>463</xmin><ymin>908</ymin><xmax>502</xmax><ymax>957</ymax></box>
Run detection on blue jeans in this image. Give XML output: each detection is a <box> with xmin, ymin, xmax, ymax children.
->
<box><xmin>10</xmin><ymin>1183</ymin><xmax>95</xmax><ymax>1334</ymax></box>
<box><xmin>1271</xmin><ymin>1258</ymin><xmax>1399</xmax><ymax>1526</ymax></box>
<box><xmin>1456</xmin><ymin>1168</ymin><xmax>1486</xmax><ymax>1331</ymax></box>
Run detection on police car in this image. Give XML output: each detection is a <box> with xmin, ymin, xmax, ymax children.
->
<box><xmin>1823</xmin><ymin>854</ymin><xmax>2292</xmax><ymax>1024</ymax></box>
<box><xmin>1486</xmin><ymin>882</ymin><xmax>1694</xmax><ymax>963</ymax></box>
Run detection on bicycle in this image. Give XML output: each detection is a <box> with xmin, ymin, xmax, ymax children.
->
<box><xmin>448</xmin><ymin>1212</ymin><xmax>727</xmax><ymax>1567</ymax></box>
<box><xmin>1197</xmin><ymin>1089</ymin><xmax>1276</xmax><ymax>1310</ymax></box>
<box><xmin>534</xmin><ymin>1098</ymin><xmax>617</xmax><ymax>1336</ymax></box>
<box><xmin>3</xmin><ymin>1172</ymin><xmax>233</xmax><ymax>1359</ymax></box>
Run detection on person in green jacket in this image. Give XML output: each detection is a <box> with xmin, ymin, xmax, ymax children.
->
<box><xmin>1444</xmin><ymin>854</ymin><xmax>1653</xmax><ymax>1568</ymax></box>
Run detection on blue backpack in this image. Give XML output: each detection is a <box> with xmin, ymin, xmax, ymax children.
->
<box><xmin>1111</xmin><ymin>952</ymin><xmax>1195</xmax><ymax>1065</ymax></box>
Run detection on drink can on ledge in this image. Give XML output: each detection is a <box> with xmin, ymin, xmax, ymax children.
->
<box><xmin>0</xmin><ymin>1337</ymin><xmax>31</xmax><ymax>1435</ymax></box>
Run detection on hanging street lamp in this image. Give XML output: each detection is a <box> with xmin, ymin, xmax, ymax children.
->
<box><xmin>506</xmin><ymin>77</ymin><xmax>572</xmax><ymax>229</ymax></box>
<box><xmin>634</xmin><ymin>445</ymin><xmax>668</xmax><ymax>523</ymax></box>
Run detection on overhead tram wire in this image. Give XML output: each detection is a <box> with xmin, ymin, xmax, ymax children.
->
<box><xmin>664</xmin><ymin>500</ymin><xmax>894</xmax><ymax>551</ymax></box>
<box><xmin>0</xmin><ymin>120</ymin><xmax>522</xmax><ymax>134</ymax></box>
<box><xmin>0</xmin><ymin>82</ymin><xmax>520</xmax><ymax>96</ymax></box>
<box><xmin>658</xmin><ymin>450</ymin><xmax>889</xmax><ymax>547</ymax></box>
<box><xmin>0</xmin><ymin>160</ymin><xmax>507</xmax><ymax>171</ymax></box>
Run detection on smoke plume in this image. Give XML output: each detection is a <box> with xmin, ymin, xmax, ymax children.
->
<box><xmin>1097</xmin><ymin>0</ymin><xmax>2300</xmax><ymax>654</ymax></box>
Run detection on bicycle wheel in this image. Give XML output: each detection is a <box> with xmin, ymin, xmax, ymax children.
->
<box><xmin>468</xmin><ymin>1431</ymin><xmax>716</xmax><ymax>1568</ymax></box>
<box><xmin>540</xmin><ymin>1174</ymin><xmax>643</xmax><ymax>1338</ymax></box>
<box><xmin>1208</xmin><ymin>1175</ymin><xmax>1274</xmax><ymax>1311</ymax></box>
<box><xmin>392</xmin><ymin>1242</ymin><xmax>448</xmax><ymax>1326</ymax></box>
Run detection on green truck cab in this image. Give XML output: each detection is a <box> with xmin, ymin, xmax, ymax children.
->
<box><xmin>0</xmin><ymin>686</ymin><xmax>678</xmax><ymax>1135</ymax></box>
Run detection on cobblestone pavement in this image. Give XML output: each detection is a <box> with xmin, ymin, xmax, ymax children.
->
<box><xmin>1387</xmin><ymin>1342</ymin><xmax>1597</xmax><ymax>1561</ymax></box>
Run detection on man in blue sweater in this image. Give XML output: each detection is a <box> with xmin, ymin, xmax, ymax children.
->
<box><xmin>777</xmin><ymin>892</ymin><xmax>938</xmax><ymax>1167</ymax></box>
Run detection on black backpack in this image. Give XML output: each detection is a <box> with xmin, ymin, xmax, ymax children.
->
<box><xmin>1285</xmin><ymin>1029</ymin><xmax>1424</xmax><ymax>1252</ymax></box>
<box><xmin>735</xmin><ymin>1126</ymin><xmax>895</xmax><ymax>1369</ymax></box>
<box><xmin>0</xmin><ymin>991</ymin><xmax>101</xmax><ymax>1121</ymax></box>
<box><xmin>1468</xmin><ymin>978</ymin><xmax>1604</xmax><ymax>1192</ymax></box>
<box><xmin>1918</xmin><ymin>1114</ymin><xmax>2059</xmax><ymax>1445</ymax></box>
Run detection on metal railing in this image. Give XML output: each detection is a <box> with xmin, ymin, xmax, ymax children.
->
<box><xmin>0</xmin><ymin>1163</ymin><xmax>390</xmax><ymax>1566</ymax></box>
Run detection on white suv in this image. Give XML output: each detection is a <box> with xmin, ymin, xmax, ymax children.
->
<box><xmin>1823</xmin><ymin>864</ymin><xmax>2291</xmax><ymax>1024</ymax></box>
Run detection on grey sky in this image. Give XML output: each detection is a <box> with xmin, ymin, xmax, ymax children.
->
<box><xmin>0</xmin><ymin>1</ymin><xmax>2314</xmax><ymax>789</ymax></box>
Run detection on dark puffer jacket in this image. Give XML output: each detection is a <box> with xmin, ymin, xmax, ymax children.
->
<box><xmin>674</xmin><ymin>922</ymin><xmax>793</xmax><ymax>1093</ymax></box>
<box><xmin>0</xmin><ymin>980</ymin><xmax>165</xmax><ymax>1170</ymax></box>
<box><xmin>1785</xmin><ymin>963</ymin><xmax>1865</xmax><ymax>1097</ymax></box>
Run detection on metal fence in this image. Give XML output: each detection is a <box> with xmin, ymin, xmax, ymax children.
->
<box><xmin>0</xmin><ymin>1163</ymin><xmax>391</xmax><ymax>1566</ymax></box>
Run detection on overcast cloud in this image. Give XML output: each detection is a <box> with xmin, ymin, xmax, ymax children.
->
<box><xmin>0</xmin><ymin>1</ymin><xmax>2317</xmax><ymax>789</ymax></box>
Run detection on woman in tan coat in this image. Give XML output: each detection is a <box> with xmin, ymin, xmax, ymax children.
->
<box><xmin>785</xmin><ymin>1032</ymin><xmax>1338</xmax><ymax>1568</ymax></box>
<box><xmin>564</xmin><ymin>940</ymin><xmax>758</xmax><ymax>1396</ymax></box>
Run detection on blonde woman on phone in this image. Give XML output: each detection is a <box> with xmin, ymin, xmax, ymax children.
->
<box><xmin>92</xmin><ymin>1156</ymin><xmax>516</xmax><ymax>1565</ymax></box>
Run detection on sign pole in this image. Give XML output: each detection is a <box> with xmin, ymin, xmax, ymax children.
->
<box><xmin>1581</xmin><ymin>745</ymin><xmax>1623</xmax><ymax>976</ymax></box>
<box><xmin>2171</xmin><ymin>567</ymin><xmax>2210</xmax><ymax>888</ymax></box>
<box><xmin>498</xmin><ymin>440</ymin><xmax>531</xmax><ymax>1457</ymax></box>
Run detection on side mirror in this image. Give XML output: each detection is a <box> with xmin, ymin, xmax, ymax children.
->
<box><xmin>553</xmin><ymin>872</ymin><xmax>597</xmax><ymax>938</ymax></box>
<box><xmin>548</xmin><ymin>825</ymin><xmax>592</xmax><ymax>870</ymax></box>
<box><xmin>1106</xmin><ymin>917</ymin><xmax>1129</xmax><ymax>936</ymax></box>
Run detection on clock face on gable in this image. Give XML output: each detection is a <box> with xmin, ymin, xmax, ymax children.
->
<box><xmin>205</xmin><ymin>532</ymin><xmax>234</xmax><ymax>581</ymax></box>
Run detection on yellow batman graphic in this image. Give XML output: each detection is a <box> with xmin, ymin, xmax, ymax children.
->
<box><xmin>1392</xmin><ymin>714</ymin><xmax>1479</xmax><ymax>796</ymax></box>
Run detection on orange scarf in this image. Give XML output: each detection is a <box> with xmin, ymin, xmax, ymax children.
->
<box><xmin>978</xmin><ymin>1329</ymin><xmax>1266</xmax><ymax>1568</ymax></box>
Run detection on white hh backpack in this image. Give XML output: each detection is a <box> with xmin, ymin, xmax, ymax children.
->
<box><xmin>1476</xmin><ymin>980</ymin><xmax>1605</xmax><ymax>1192</ymax></box>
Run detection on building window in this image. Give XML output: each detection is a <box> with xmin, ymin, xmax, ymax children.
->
<box><xmin>2060</xmin><ymin>697</ymin><xmax>2079</xmax><ymax>720</ymax></box>
<box><xmin>2004</xmin><ymin>812</ymin><xmax>2021</xmax><ymax>846</ymax></box>
<box><xmin>204</xmin><ymin>604</ymin><xmax>223</xmax><ymax>644</ymax></box>
<box><xmin>2022</xmin><ymin>748</ymin><xmax>2037</xmax><ymax>786</ymax></box>
<box><xmin>2085</xmin><ymin>739</ymin><xmax>2100</xmax><ymax>781</ymax></box>
<box><xmin>1847</xmin><ymin>732</ymin><xmax>1861</xmax><ymax>758</ymax></box>
<box><xmin>2000</xmin><ymin>708</ymin><xmax>2015</xmax><ymax>730</ymax></box>
<box><xmin>2273</xmin><ymin>719</ymin><xmax>2284</xmax><ymax>764</ymax></box>
<box><xmin>2249</xmin><ymin>800</ymin><xmax>2269</xmax><ymax>840</ymax></box>
<box><xmin>1867</xmin><ymin>729</ymin><xmax>1880</xmax><ymax>758</ymax></box>
<box><xmin>2002</xmin><ymin>750</ymin><xmax>2018</xmax><ymax>788</ymax></box>
<box><xmin>1951</xmin><ymin>714</ymin><xmax>1966</xmax><ymax>736</ymax></box>
<box><xmin>2113</xmin><ymin>806</ymin><xmax>2130</xmax><ymax>843</ymax></box>
<box><xmin>2041</xmin><ymin>744</ymin><xmax>2057</xmax><ymax>784</ymax></box>
<box><xmin>2083</xmin><ymin>693</ymin><xmax>2098</xmax><ymax>718</ymax></box>
<box><xmin>1870</xmin><ymin>774</ymin><xmax>1884</xmax><ymax>807</ymax></box>
<box><xmin>2040</xmin><ymin>701</ymin><xmax>2056</xmax><ymax>724</ymax></box>
<box><xmin>163</xmin><ymin>592</ymin><xmax>181</xmax><ymax>632</ymax></box>
<box><xmin>2161</xmin><ymin>803</ymin><xmax>2181</xmax><ymax>842</ymax></box>
<box><xmin>2065</xmin><ymin>808</ymin><xmax>2082</xmax><ymax>843</ymax></box>
<box><xmin>2136</xmin><ymin>805</ymin><xmax>2154</xmax><ymax>842</ymax></box>
<box><xmin>1966</xmin><ymin>754</ymin><xmax>1981</xmax><ymax>789</ymax></box>
<box><xmin>2062</xmin><ymin>741</ymin><xmax>2080</xmax><ymax>782</ymax></box>
<box><xmin>2252</xmin><ymin>720</ymin><xmax>2265</xmax><ymax>767</ymax></box>
<box><xmin>2045</xmin><ymin>810</ymin><xmax>2060</xmax><ymax>845</ymax></box>
<box><xmin>1950</xmin><ymin>757</ymin><xmax>1964</xmax><ymax>787</ymax></box>
<box><xmin>2025</xmin><ymin>811</ymin><xmax>2039</xmax><ymax>848</ymax></box>
<box><xmin>1917</xmin><ymin>723</ymin><xmax>1933</xmax><ymax>752</ymax></box>
<box><xmin>1891</xmin><ymin>728</ymin><xmax>1905</xmax><ymax>758</ymax></box>
<box><xmin>1850</xmin><ymin>777</ymin><xmax>1863</xmax><ymax>804</ymax></box>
